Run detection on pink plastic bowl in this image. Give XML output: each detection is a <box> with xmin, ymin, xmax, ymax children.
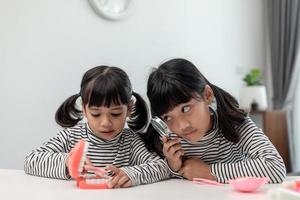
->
<box><xmin>228</xmin><ymin>177</ymin><xmax>269</xmax><ymax>192</ymax></box>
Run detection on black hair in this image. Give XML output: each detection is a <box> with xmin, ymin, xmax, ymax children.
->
<box><xmin>143</xmin><ymin>58</ymin><xmax>247</xmax><ymax>155</ymax></box>
<box><xmin>55</xmin><ymin>65</ymin><xmax>148</xmax><ymax>133</ymax></box>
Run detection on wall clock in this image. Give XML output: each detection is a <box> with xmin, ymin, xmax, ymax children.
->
<box><xmin>88</xmin><ymin>0</ymin><xmax>133</xmax><ymax>20</ymax></box>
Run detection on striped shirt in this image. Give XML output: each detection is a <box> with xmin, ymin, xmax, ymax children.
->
<box><xmin>167</xmin><ymin>112</ymin><xmax>286</xmax><ymax>183</ymax></box>
<box><xmin>24</xmin><ymin>123</ymin><xmax>170</xmax><ymax>186</ymax></box>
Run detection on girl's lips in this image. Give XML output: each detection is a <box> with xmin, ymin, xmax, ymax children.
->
<box><xmin>184</xmin><ymin>129</ymin><xmax>197</xmax><ymax>137</ymax></box>
<box><xmin>101</xmin><ymin>130</ymin><xmax>115</xmax><ymax>134</ymax></box>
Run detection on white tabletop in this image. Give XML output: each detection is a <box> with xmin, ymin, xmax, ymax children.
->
<box><xmin>0</xmin><ymin>169</ymin><xmax>299</xmax><ymax>200</ymax></box>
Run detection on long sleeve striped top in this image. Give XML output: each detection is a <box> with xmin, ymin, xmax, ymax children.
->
<box><xmin>167</xmin><ymin>114</ymin><xmax>286</xmax><ymax>183</ymax></box>
<box><xmin>24</xmin><ymin>123</ymin><xmax>170</xmax><ymax>186</ymax></box>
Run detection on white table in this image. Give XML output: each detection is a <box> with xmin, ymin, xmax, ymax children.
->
<box><xmin>0</xmin><ymin>169</ymin><xmax>299</xmax><ymax>200</ymax></box>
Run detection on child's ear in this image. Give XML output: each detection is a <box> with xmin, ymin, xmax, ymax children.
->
<box><xmin>204</xmin><ymin>85</ymin><xmax>214</xmax><ymax>104</ymax></box>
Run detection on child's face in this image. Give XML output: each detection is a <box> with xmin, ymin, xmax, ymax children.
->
<box><xmin>83</xmin><ymin>103</ymin><xmax>130</xmax><ymax>140</ymax></box>
<box><xmin>161</xmin><ymin>86</ymin><xmax>214</xmax><ymax>143</ymax></box>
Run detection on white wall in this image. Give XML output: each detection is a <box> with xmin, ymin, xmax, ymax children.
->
<box><xmin>0</xmin><ymin>0</ymin><xmax>266</xmax><ymax>169</ymax></box>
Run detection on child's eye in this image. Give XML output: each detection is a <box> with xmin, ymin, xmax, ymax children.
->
<box><xmin>182</xmin><ymin>105</ymin><xmax>191</xmax><ymax>113</ymax></box>
<box><xmin>91</xmin><ymin>113</ymin><xmax>100</xmax><ymax>117</ymax></box>
<box><xmin>111</xmin><ymin>113</ymin><xmax>122</xmax><ymax>117</ymax></box>
<box><xmin>163</xmin><ymin>116</ymin><xmax>172</xmax><ymax>122</ymax></box>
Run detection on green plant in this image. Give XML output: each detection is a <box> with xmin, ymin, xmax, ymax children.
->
<box><xmin>243</xmin><ymin>68</ymin><xmax>263</xmax><ymax>86</ymax></box>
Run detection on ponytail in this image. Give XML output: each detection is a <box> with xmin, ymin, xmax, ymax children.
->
<box><xmin>209</xmin><ymin>83</ymin><xmax>247</xmax><ymax>143</ymax></box>
<box><xmin>55</xmin><ymin>94</ymin><xmax>82</xmax><ymax>128</ymax></box>
<box><xmin>127</xmin><ymin>91</ymin><xmax>149</xmax><ymax>133</ymax></box>
<box><xmin>140</xmin><ymin>123</ymin><xmax>164</xmax><ymax>156</ymax></box>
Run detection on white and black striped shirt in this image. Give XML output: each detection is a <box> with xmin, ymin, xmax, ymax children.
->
<box><xmin>24</xmin><ymin>123</ymin><xmax>170</xmax><ymax>186</ymax></box>
<box><xmin>167</xmin><ymin>115</ymin><xmax>286</xmax><ymax>183</ymax></box>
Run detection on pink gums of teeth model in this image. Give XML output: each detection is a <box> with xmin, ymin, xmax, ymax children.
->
<box><xmin>68</xmin><ymin>139</ymin><xmax>109</xmax><ymax>189</ymax></box>
<box><xmin>228</xmin><ymin>177</ymin><xmax>269</xmax><ymax>192</ymax></box>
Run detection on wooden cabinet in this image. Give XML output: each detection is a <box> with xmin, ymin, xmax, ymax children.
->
<box><xmin>249</xmin><ymin>110</ymin><xmax>291</xmax><ymax>172</ymax></box>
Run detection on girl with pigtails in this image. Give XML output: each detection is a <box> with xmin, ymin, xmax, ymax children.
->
<box><xmin>143</xmin><ymin>58</ymin><xmax>286</xmax><ymax>184</ymax></box>
<box><xmin>24</xmin><ymin>65</ymin><xmax>170</xmax><ymax>188</ymax></box>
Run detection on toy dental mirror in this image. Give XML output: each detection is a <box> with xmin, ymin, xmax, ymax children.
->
<box><xmin>150</xmin><ymin>116</ymin><xmax>172</xmax><ymax>138</ymax></box>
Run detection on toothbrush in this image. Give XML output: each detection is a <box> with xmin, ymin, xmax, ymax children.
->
<box><xmin>193</xmin><ymin>178</ymin><xmax>224</xmax><ymax>186</ymax></box>
<box><xmin>282</xmin><ymin>181</ymin><xmax>300</xmax><ymax>192</ymax></box>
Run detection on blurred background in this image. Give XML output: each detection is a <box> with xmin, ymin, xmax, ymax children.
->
<box><xmin>0</xmin><ymin>0</ymin><xmax>299</xmax><ymax>173</ymax></box>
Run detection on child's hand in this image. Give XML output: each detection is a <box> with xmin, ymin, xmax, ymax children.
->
<box><xmin>66</xmin><ymin>151</ymin><xmax>73</xmax><ymax>168</ymax></box>
<box><xmin>106</xmin><ymin>166</ymin><xmax>132</xmax><ymax>188</ymax></box>
<box><xmin>178</xmin><ymin>157</ymin><xmax>216</xmax><ymax>181</ymax></box>
<box><xmin>162</xmin><ymin>136</ymin><xmax>184</xmax><ymax>172</ymax></box>
<box><xmin>84</xmin><ymin>164</ymin><xmax>109</xmax><ymax>179</ymax></box>
<box><xmin>84</xmin><ymin>165</ymin><xmax>132</xmax><ymax>188</ymax></box>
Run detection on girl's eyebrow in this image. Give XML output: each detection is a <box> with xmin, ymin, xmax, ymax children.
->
<box><xmin>89</xmin><ymin>107</ymin><xmax>100</xmax><ymax>111</ymax></box>
<box><xmin>161</xmin><ymin>113</ymin><xmax>170</xmax><ymax>119</ymax></box>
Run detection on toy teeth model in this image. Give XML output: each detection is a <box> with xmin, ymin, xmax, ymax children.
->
<box><xmin>68</xmin><ymin>139</ymin><xmax>109</xmax><ymax>189</ymax></box>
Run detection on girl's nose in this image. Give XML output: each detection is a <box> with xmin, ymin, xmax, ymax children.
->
<box><xmin>100</xmin><ymin>115</ymin><xmax>113</xmax><ymax>128</ymax></box>
<box><xmin>178</xmin><ymin>119</ymin><xmax>191</xmax><ymax>133</ymax></box>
